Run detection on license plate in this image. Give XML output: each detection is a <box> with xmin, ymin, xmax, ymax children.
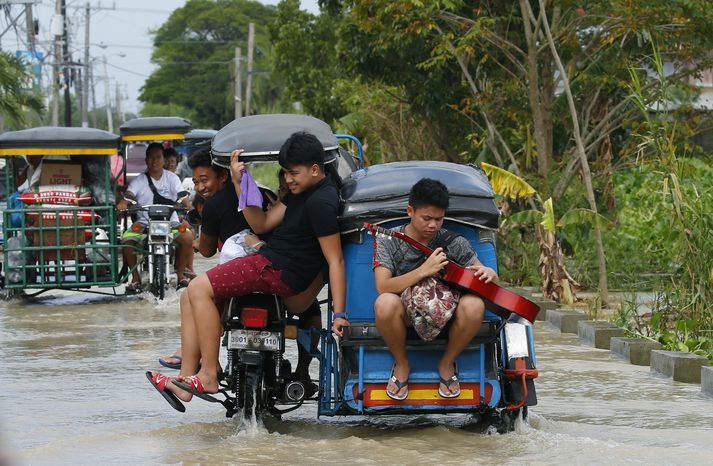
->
<box><xmin>228</xmin><ymin>329</ymin><xmax>282</xmax><ymax>351</ymax></box>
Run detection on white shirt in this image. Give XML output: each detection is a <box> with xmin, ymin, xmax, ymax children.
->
<box><xmin>126</xmin><ymin>169</ymin><xmax>183</xmax><ymax>225</ymax></box>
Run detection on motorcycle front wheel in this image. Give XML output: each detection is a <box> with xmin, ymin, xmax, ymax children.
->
<box><xmin>151</xmin><ymin>254</ymin><xmax>166</xmax><ymax>300</ymax></box>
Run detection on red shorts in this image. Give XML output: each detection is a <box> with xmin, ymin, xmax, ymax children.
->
<box><xmin>206</xmin><ymin>254</ymin><xmax>295</xmax><ymax>302</ymax></box>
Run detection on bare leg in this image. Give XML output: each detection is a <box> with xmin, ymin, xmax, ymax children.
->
<box><xmin>438</xmin><ymin>295</ymin><xmax>484</xmax><ymax>395</ymax></box>
<box><xmin>374</xmin><ymin>293</ymin><xmax>410</xmax><ymax>398</ymax></box>
<box><xmin>294</xmin><ymin>302</ymin><xmax>321</xmax><ymax>381</ymax></box>
<box><xmin>122</xmin><ymin>240</ymin><xmax>141</xmax><ymax>284</ymax></box>
<box><xmin>176</xmin><ymin>274</ymin><xmax>222</xmax><ymax>393</ymax></box>
<box><xmin>162</xmin><ymin>285</ymin><xmax>202</xmax><ymax>402</ymax></box>
<box><xmin>174</xmin><ymin>230</ymin><xmax>193</xmax><ymax>282</ymax></box>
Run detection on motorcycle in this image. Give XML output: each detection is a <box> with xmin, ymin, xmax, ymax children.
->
<box><xmin>123</xmin><ymin>191</ymin><xmax>189</xmax><ymax>299</ymax></box>
<box><xmin>214</xmin><ymin>294</ymin><xmax>316</xmax><ymax>418</ymax></box>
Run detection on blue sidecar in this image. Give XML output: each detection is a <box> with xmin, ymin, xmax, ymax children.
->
<box><xmin>319</xmin><ymin>161</ymin><xmax>539</xmax><ymax>425</ymax></box>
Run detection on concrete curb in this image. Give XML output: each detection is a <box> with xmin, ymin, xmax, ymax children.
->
<box><xmin>578</xmin><ymin>321</ymin><xmax>625</xmax><ymax>350</ymax></box>
<box><xmin>546</xmin><ymin>308</ymin><xmax>587</xmax><ymax>334</ymax></box>
<box><xmin>610</xmin><ymin>337</ymin><xmax>661</xmax><ymax>366</ymax></box>
<box><xmin>532</xmin><ymin>299</ymin><xmax>558</xmax><ymax>321</ymax></box>
<box><xmin>702</xmin><ymin>366</ymin><xmax>713</xmax><ymax>395</ymax></box>
<box><xmin>650</xmin><ymin>350</ymin><xmax>710</xmax><ymax>383</ymax></box>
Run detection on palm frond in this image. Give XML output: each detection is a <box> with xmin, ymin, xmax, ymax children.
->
<box><xmin>481</xmin><ymin>162</ymin><xmax>536</xmax><ymax>200</ymax></box>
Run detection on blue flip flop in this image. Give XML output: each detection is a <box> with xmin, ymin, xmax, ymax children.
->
<box><xmin>158</xmin><ymin>355</ymin><xmax>182</xmax><ymax>370</ymax></box>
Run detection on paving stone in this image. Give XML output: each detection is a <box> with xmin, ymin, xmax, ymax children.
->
<box><xmin>532</xmin><ymin>299</ymin><xmax>558</xmax><ymax>321</ymax></box>
<box><xmin>610</xmin><ymin>337</ymin><xmax>661</xmax><ymax>366</ymax></box>
<box><xmin>702</xmin><ymin>366</ymin><xmax>713</xmax><ymax>396</ymax></box>
<box><xmin>577</xmin><ymin>320</ymin><xmax>625</xmax><ymax>349</ymax></box>
<box><xmin>650</xmin><ymin>350</ymin><xmax>710</xmax><ymax>384</ymax></box>
<box><xmin>546</xmin><ymin>308</ymin><xmax>587</xmax><ymax>333</ymax></box>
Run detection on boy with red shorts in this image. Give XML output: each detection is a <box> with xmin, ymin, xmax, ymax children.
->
<box><xmin>147</xmin><ymin>131</ymin><xmax>348</xmax><ymax>410</ymax></box>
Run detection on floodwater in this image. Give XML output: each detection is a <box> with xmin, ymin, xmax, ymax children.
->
<box><xmin>1</xmin><ymin>261</ymin><xmax>712</xmax><ymax>465</ymax></box>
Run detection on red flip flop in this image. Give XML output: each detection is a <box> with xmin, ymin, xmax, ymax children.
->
<box><xmin>172</xmin><ymin>375</ymin><xmax>220</xmax><ymax>403</ymax></box>
<box><xmin>146</xmin><ymin>371</ymin><xmax>185</xmax><ymax>412</ymax></box>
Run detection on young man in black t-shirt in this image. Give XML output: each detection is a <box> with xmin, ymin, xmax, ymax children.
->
<box><xmin>147</xmin><ymin>131</ymin><xmax>347</xmax><ymax>406</ymax></box>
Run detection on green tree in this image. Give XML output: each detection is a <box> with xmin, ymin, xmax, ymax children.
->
<box><xmin>270</xmin><ymin>0</ymin><xmax>345</xmax><ymax>123</ymax></box>
<box><xmin>140</xmin><ymin>0</ymin><xmax>278</xmax><ymax>129</ymax></box>
<box><xmin>0</xmin><ymin>51</ymin><xmax>43</xmax><ymax>127</ymax></box>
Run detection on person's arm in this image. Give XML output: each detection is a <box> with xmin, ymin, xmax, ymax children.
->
<box><xmin>449</xmin><ymin>236</ymin><xmax>499</xmax><ymax>284</ymax></box>
<box><xmin>198</xmin><ymin>232</ymin><xmax>219</xmax><ymax>257</ymax></box>
<box><xmin>318</xmin><ymin>233</ymin><xmax>348</xmax><ymax>336</ymax></box>
<box><xmin>116</xmin><ymin>190</ymin><xmax>135</xmax><ymax>211</ymax></box>
<box><xmin>374</xmin><ymin>247</ymin><xmax>449</xmax><ymax>295</ymax></box>
<box><xmin>229</xmin><ymin>149</ymin><xmax>285</xmax><ymax>233</ymax></box>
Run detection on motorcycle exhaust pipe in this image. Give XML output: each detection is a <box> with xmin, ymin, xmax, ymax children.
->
<box><xmin>284</xmin><ymin>381</ymin><xmax>306</xmax><ymax>402</ymax></box>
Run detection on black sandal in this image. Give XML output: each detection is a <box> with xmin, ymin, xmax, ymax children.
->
<box><xmin>386</xmin><ymin>364</ymin><xmax>409</xmax><ymax>401</ymax></box>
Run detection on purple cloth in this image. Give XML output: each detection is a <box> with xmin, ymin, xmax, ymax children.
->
<box><xmin>239</xmin><ymin>169</ymin><xmax>263</xmax><ymax>210</ymax></box>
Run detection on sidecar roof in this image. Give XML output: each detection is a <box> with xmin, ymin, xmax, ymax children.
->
<box><xmin>339</xmin><ymin>161</ymin><xmax>500</xmax><ymax>231</ymax></box>
<box><xmin>0</xmin><ymin>126</ymin><xmax>120</xmax><ymax>156</ymax></box>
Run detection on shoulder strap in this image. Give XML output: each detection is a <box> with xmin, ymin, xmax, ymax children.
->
<box><xmin>145</xmin><ymin>172</ymin><xmax>160</xmax><ymax>197</ymax></box>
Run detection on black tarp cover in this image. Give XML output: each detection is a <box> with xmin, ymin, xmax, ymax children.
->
<box><xmin>119</xmin><ymin>117</ymin><xmax>192</xmax><ymax>137</ymax></box>
<box><xmin>339</xmin><ymin>161</ymin><xmax>500</xmax><ymax>231</ymax></box>
<box><xmin>211</xmin><ymin>114</ymin><xmax>340</xmax><ymax>163</ymax></box>
<box><xmin>0</xmin><ymin>126</ymin><xmax>119</xmax><ymax>152</ymax></box>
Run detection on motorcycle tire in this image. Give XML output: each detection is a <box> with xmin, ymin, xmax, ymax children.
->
<box><xmin>151</xmin><ymin>254</ymin><xmax>166</xmax><ymax>300</ymax></box>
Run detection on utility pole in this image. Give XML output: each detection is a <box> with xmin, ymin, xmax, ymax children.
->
<box><xmin>82</xmin><ymin>2</ymin><xmax>90</xmax><ymax>127</ymax></box>
<box><xmin>24</xmin><ymin>2</ymin><xmax>35</xmax><ymax>51</ymax></box>
<box><xmin>115</xmin><ymin>82</ymin><xmax>123</xmax><ymax>123</ymax></box>
<box><xmin>102</xmin><ymin>56</ymin><xmax>113</xmax><ymax>133</ymax></box>
<box><xmin>61</xmin><ymin>0</ymin><xmax>72</xmax><ymax>127</ymax></box>
<box><xmin>245</xmin><ymin>22</ymin><xmax>254</xmax><ymax>116</ymax></box>
<box><xmin>234</xmin><ymin>47</ymin><xmax>242</xmax><ymax>119</ymax></box>
<box><xmin>90</xmin><ymin>66</ymin><xmax>97</xmax><ymax>127</ymax></box>
<box><xmin>51</xmin><ymin>0</ymin><xmax>62</xmax><ymax>126</ymax></box>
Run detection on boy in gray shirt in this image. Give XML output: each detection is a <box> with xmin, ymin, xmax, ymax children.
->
<box><xmin>373</xmin><ymin>178</ymin><xmax>497</xmax><ymax>401</ymax></box>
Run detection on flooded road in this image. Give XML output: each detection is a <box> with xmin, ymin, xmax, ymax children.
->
<box><xmin>1</xmin><ymin>265</ymin><xmax>712</xmax><ymax>465</ymax></box>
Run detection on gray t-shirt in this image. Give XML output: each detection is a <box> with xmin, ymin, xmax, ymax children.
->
<box><xmin>374</xmin><ymin>226</ymin><xmax>478</xmax><ymax>277</ymax></box>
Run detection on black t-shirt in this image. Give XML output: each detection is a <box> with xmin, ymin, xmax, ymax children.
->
<box><xmin>201</xmin><ymin>184</ymin><xmax>250</xmax><ymax>243</ymax></box>
<box><xmin>260</xmin><ymin>176</ymin><xmax>339</xmax><ymax>292</ymax></box>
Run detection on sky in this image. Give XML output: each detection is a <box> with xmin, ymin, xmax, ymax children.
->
<box><xmin>0</xmin><ymin>0</ymin><xmax>320</xmax><ymax>117</ymax></box>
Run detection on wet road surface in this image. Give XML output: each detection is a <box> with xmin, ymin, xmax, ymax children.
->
<box><xmin>1</xmin><ymin>268</ymin><xmax>712</xmax><ymax>465</ymax></box>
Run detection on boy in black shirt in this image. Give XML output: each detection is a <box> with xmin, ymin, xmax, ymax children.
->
<box><xmin>148</xmin><ymin>131</ymin><xmax>347</xmax><ymax>406</ymax></box>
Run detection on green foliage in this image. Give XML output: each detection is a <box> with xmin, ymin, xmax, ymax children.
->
<box><xmin>139</xmin><ymin>0</ymin><xmax>278</xmax><ymax>129</ymax></box>
<box><xmin>140</xmin><ymin>102</ymin><xmax>199</xmax><ymax>125</ymax></box>
<box><xmin>270</xmin><ymin>0</ymin><xmax>345</xmax><ymax>123</ymax></box>
<box><xmin>0</xmin><ymin>51</ymin><xmax>44</xmax><ymax>126</ymax></box>
<box><xmin>481</xmin><ymin>162</ymin><xmax>536</xmax><ymax>200</ymax></box>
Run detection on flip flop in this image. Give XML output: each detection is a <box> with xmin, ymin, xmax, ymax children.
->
<box><xmin>145</xmin><ymin>371</ymin><xmax>185</xmax><ymax>413</ymax></box>
<box><xmin>183</xmin><ymin>270</ymin><xmax>197</xmax><ymax>279</ymax></box>
<box><xmin>176</xmin><ymin>278</ymin><xmax>191</xmax><ymax>290</ymax></box>
<box><xmin>438</xmin><ymin>365</ymin><xmax>461</xmax><ymax>399</ymax></box>
<box><xmin>126</xmin><ymin>282</ymin><xmax>143</xmax><ymax>295</ymax></box>
<box><xmin>386</xmin><ymin>364</ymin><xmax>409</xmax><ymax>401</ymax></box>
<box><xmin>158</xmin><ymin>355</ymin><xmax>182</xmax><ymax>370</ymax></box>
<box><xmin>172</xmin><ymin>375</ymin><xmax>221</xmax><ymax>403</ymax></box>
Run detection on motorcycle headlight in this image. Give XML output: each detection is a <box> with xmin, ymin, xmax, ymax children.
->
<box><xmin>149</xmin><ymin>221</ymin><xmax>171</xmax><ymax>236</ymax></box>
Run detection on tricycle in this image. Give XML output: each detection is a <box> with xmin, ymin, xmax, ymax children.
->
<box><xmin>0</xmin><ymin>126</ymin><xmax>124</xmax><ymax>296</ymax></box>
<box><xmin>191</xmin><ymin>114</ymin><xmax>539</xmax><ymax>432</ymax></box>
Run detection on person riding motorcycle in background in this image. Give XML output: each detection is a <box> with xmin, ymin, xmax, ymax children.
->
<box><xmin>117</xmin><ymin>142</ymin><xmax>194</xmax><ymax>293</ymax></box>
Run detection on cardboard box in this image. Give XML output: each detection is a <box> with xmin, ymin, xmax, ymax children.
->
<box><xmin>40</xmin><ymin>162</ymin><xmax>82</xmax><ymax>186</ymax></box>
<box><xmin>31</xmin><ymin>217</ymin><xmax>87</xmax><ymax>262</ymax></box>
